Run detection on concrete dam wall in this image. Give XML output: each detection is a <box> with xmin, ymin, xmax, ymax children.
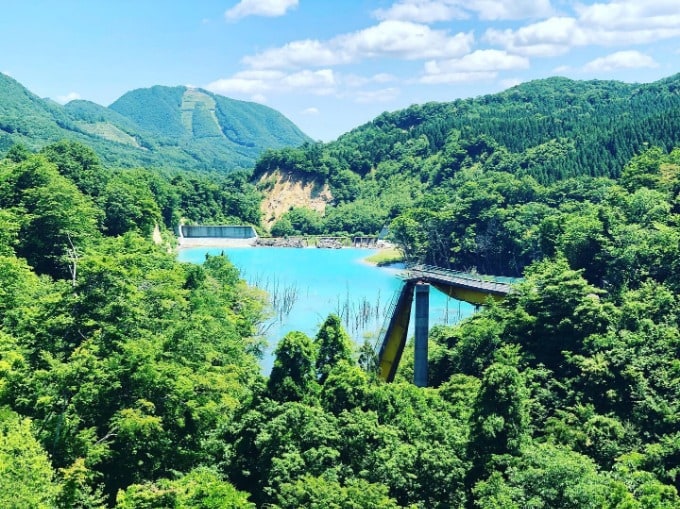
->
<box><xmin>180</xmin><ymin>225</ymin><xmax>257</xmax><ymax>239</ymax></box>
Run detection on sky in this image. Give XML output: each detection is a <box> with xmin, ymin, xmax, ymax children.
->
<box><xmin>1</xmin><ymin>0</ymin><xmax>679</xmax><ymax>141</ymax></box>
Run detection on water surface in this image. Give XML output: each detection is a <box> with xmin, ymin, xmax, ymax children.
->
<box><xmin>178</xmin><ymin>247</ymin><xmax>474</xmax><ymax>370</ymax></box>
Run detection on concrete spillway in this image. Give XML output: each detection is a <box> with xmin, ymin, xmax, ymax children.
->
<box><xmin>180</xmin><ymin>225</ymin><xmax>257</xmax><ymax>239</ymax></box>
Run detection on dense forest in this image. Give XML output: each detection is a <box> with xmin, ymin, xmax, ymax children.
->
<box><xmin>2</xmin><ymin>73</ymin><xmax>680</xmax><ymax>507</ymax></box>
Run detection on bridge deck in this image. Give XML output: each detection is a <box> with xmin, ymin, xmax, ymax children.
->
<box><xmin>402</xmin><ymin>264</ymin><xmax>515</xmax><ymax>296</ymax></box>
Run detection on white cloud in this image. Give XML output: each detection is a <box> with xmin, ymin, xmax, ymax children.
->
<box><xmin>470</xmin><ymin>0</ymin><xmax>554</xmax><ymax>20</ymax></box>
<box><xmin>339</xmin><ymin>21</ymin><xmax>472</xmax><ymax>60</ymax></box>
<box><xmin>372</xmin><ymin>73</ymin><xmax>397</xmax><ymax>83</ymax></box>
<box><xmin>251</xmin><ymin>94</ymin><xmax>268</xmax><ymax>103</ymax></box>
<box><xmin>486</xmin><ymin>0</ymin><xmax>680</xmax><ymax>56</ymax></box>
<box><xmin>374</xmin><ymin>0</ymin><xmax>553</xmax><ymax>22</ymax></box>
<box><xmin>485</xmin><ymin>17</ymin><xmax>584</xmax><ymax>56</ymax></box>
<box><xmin>583</xmin><ymin>50</ymin><xmax>659</xmax><ymax>72</ymax></box>
<box><xmin>56</xmin><ymin>92</ymin><xmax>81</xmax><ymax>104</ymax></box>
<box><xmin>421</xmin><ymin>50</ymin><xmax>529</xmax><ymax>84</ymax></box>
<box><xmin>426</xmin><ymin>49</ymin><xmax>530</xmax><ymax>73</ymax></box>
<box><xmin>577</xmin><ymin>0</ymin><xmax>680</xmax><ymax>46</ymax></box>
<box><xmin>205</xmin><ymin>70</ymin><xmax>284</xmax><ymax>95</ymax></box>
<box><xmin>552</xmin><ymin>64</ymin><xmax>572</xmax><ymax>74</ymax></box>
<box><xmin>244</xmin><ymin>39</ymin><xmax>344</xmax><ymax>68</ymax></box>
<box><xmin>343</xmin><ymin>73</ymin><xmax>397</xmax><ymax>88</ymax></box>
<box><xmin>420</xmin><ymin>71</ymin><xmax>498</xmax><ymax>84</ymax></box>
<box><xmin>282</xmin><ymin>69</ymin><xmax>336</xmax><ymax>95</ymax></box>
<box><xmin>374</xmin><ymin>1</ymin><xmax>468</xmax><ymax>23</ymax></box>
<box><xmin>302</xmin><ymin>107</ymin><xmax>319</xmax><ymax>115</ymax></box>
<box><xmin>576</xmin><ymin>0</ymin><xmax>680</xmax><ymax>31</ymax></box>
<box><xmin>206</xmin><ymin>69</ymin><xmax>337</xmax><ymax>97</ymax></box>
<box><xmin>226</xmin><ymin>0</ymin><xmax>298</xmax><ymax>20</ymax></box>
<box><xmin>353</xmin><ymin>87</ymin><xmax>401</xmax><ymax>103</ymax></box>
<box><xmin>243</xmin><ymin>20</ymin><xmax>474</xmax><ymax>69</ymax></box>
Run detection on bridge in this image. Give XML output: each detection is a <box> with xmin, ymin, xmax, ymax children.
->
<box><xmin>376</xmin><ymin>265</ymin><xmax>518</xmax><ymax>386</ymax></box>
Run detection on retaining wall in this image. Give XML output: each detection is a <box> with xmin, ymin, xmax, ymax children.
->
<box><xmin>180</xmin><ymin>225</ymin><xmax>257</xmax><ymax>239</ymax></box>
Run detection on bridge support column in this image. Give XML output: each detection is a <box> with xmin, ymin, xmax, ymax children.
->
<box><xmin>414</xmin><ymin>283</ymin><xmax>430</xmax><ymax>387</ymax></box>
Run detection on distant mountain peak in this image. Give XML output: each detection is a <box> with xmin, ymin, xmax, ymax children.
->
<box><xmin>0</xmin><ymin>77</ymin><xmax>311</xmax><ymax>171</ymax></box>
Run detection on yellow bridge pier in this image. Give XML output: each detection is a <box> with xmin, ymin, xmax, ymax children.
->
<box><xmin>376</xmin><ymin>265</ymin><xmax>516</xmax><ymax>385</ymax></box>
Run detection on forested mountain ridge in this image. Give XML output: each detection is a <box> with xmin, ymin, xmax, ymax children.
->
<box><xmin>326</xmin><ymin>73</ymin><xmax>680</xmax><ymax>182</ymax></box>
<box><xmin>256</xmin><ymin>73</ymin><xmax>680</xmax><ymax>185</ymax></box>
<box><xmin>257</xmin><ymin>74</ymin><xmax>680</xmax><ymax>276</ymax></box>
<box><xmin>0</xmin><ymin>73</ymin><xmax>311</xmax><ymax>171</ymax></box>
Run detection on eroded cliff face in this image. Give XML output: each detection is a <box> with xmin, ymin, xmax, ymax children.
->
<box><xmin>257</xmin><ymin>170</ymin><xmax>333</xmax><ymax>229</ymax></box>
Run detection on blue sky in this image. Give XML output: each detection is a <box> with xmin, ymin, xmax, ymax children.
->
<box><xmin>2</xmin><ymin>0</ymin><xmax>679</xmax><ymax>141</ymax></box>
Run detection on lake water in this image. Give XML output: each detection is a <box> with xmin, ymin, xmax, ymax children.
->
<box><xmin>178</xmin><ymin>247</ymin><xmax>475</xmax><ymax>371</ymax></box>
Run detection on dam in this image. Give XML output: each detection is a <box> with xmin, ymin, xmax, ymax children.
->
<box><xmin>177</xmin><ymin>224</ymin><xmax>258</xmax><ymax>247</ymax></box>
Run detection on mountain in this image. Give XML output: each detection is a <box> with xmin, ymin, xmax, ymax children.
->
<box><xmin>108</xmin><ymin>85</ymin><xmax>311</xmax><ymax>170</ymax></box>
<box><xmin>254</xmin><ymin>73</ymin><xmax>680</xmax><ymax>188</ymax></box>
<box><xmin>0</xmin><ymin>73</ymin><xmax>311</xmax><ymax>171</ymax></box>
<box><xmin>324</xmin><ymin>73</ymin><xmax>680</xmax><ymax>182</ymax></box>
<box><xmin>253</xmin><ymin>73</ymin><xmax>680</xmax><ymax>274</ymax></box>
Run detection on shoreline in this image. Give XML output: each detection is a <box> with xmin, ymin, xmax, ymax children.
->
<box><xmin>176</xmin><ymin>237</ymin><xmax>404</xmax><ymax>266</ymax></box>
<box><xmin>177</xmin><ymin>237</ymin><xmax>258</xmax><ymax>248</ymax></box>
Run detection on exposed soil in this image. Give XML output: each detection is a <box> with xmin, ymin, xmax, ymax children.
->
<box><xmin>258</xmin><ymin>170</ymin><xmax>333</xmax><ymax>229</ymax></box>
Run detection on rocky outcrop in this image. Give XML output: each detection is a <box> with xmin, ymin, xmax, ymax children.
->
<box><xmin>255</xmin><ymin>237</ymin><xmax>308</xmax><ymax>248</ymax></box>
<box><xmin>258</xmin><ymin>171</ymin><xmax>333</xmax><ymax>229</ymax></box>
<box><xmin>316</xmin><ymin>238</ymin><xmax>344</xmax><ymax>249</ymax></box>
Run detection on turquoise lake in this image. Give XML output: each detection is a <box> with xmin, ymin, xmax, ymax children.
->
<box><xmin>178</xmin><ymin>247</ymin><xmax>475</xmax><ymax>371</ymax></box>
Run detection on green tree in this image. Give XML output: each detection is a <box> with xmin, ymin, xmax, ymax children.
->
<box><xmin>270</xmin><ymin>216</ymin><xmax>295</xmax><ymax>237</ymax></box>
<box><xmin>320</xmin><ymin>363</ymin><xmax>371</xmax><ymax>414</ymax></box>
<box><xmin>267</xmin><ymin>331</ymin><xmax>318</xmax><ymax>402</ymax></box>
<box><xmin>468</xmin><ymin>352</ymin><xmax>530</xmax><ymax>478</ymax></box>
<box><xmin>102</xmin><ymin>171</ymin><xmax>161</xmax><ymax>236</ymax></box>
<box><xmin>1</xmin><ymin>155</ymin><xmax>99</xmax><ymax>278</ymax></box>
<box><xmin>40</xmin><ymin>140</ymin><xmax>107</xmax><ymax>198</ymax></box>
<box><xmin>5</xmin><ymin>142</ymin><xmax>31</xmax><ymax>162</ymax></box>
<box><xmin>473</xmin><ymin>443</ymin><xmax>628</xmax><ymax>509</ymax></box>
<box><xmin>314</xmin><ymin>314</ymin><xmax>353</xmax><ymax>383</ymax></box>
<box><xmin>621</xmin><ymin>146</ymin><xmax>666</xmax><ymax>191</ymax></box>
<box><xmin>0</xmin><ymin>407</ymin><xmax>60</xmax><ymax>508</ymax></box>
<box><xmin>115</xmin><ymin>467</ymin><xmax>255</xmax><ymax>509</ymax></box>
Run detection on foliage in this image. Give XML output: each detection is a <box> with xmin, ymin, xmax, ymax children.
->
<box><xmin>115</xmin><ymin>467</ymin><xmax>255</xmax><ymax>508</ymax></box>
<box><xmin>267</xmin><ymin>331</ymin><xmax>319</xmax><ymax>402</ymax></box>
<box><xmin>0</xmin><ymin>407</ymin><xmax>60</xmax><ymax>508</ymax></box>
<box><xmin>314</xmin><ymin>314</ymin><xmax>354</xmax><ymax>383</ymax></box>
<box><xmin>468</xmin><ymin>353</ymin><xmax>530</xmax><ymax>471</ymax></box>
<box><xmin>0</xmin><ymin>158</ymin><xmax>267</xmax><ymax>502</ymax></box>
<box><xmin>0</xmin><ymin>154</ymin><xmax>100</xmax><ymax>277</ymax></box>
<box><xmin>276</xmin><ymin>474</ymin><xmax>402</xmax><ymax>509</ymax></box>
